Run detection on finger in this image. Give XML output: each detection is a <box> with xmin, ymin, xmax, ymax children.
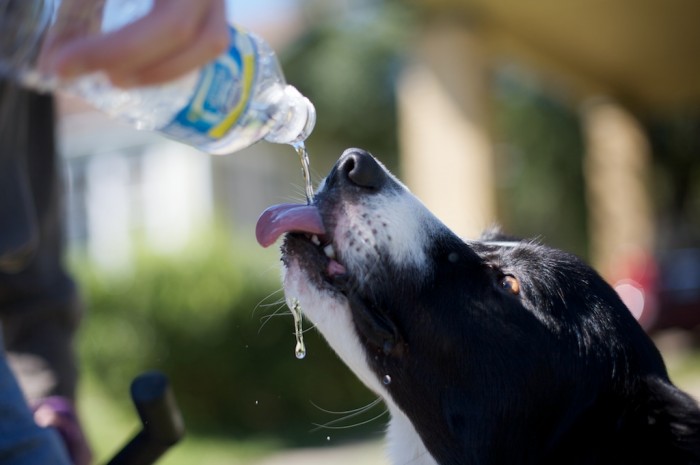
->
<box><xmin>50</xmin><ymin>0</ymin><xmax>212</xmax><ymax>79</ymax></box>
<box><xmin>111</xmin><ymin>3</ymin><xmax>230</xmax><ymax>87</ymax></box>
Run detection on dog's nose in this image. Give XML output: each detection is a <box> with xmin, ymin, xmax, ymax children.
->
<box><xmin>339</xmin><ymin>148</ymin><xmax>385</xmax><ymax>189</ymax></box>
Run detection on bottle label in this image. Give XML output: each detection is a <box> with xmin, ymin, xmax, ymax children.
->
<box><xmin>161</xmin><ymin>26</ymin><xmax>257</xmax><ymax>145</ymax></box>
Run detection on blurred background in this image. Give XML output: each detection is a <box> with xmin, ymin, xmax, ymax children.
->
<box><xmin>55</xmin><ymin>0</ymin><xmax>700</xmax><ymax>463</ymax></box>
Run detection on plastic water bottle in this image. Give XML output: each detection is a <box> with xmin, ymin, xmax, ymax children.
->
<box><xmin>0</xmin><ymin>0</ymin><xmax>316</xmax><ymax>155</ymax></box>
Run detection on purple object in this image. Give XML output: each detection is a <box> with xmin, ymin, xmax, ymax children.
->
<box><xmin>32</xmin><ymin>396</ymin><xmax>92</xmax><ymax>465</ymax></box>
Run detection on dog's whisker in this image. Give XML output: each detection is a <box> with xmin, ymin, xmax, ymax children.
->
<box><xmin>309</xmin><ymin>398</ymin><xmax>387</xmax><ymax>432</ymax></box>
<box><xmin>310</xmin><ymin>397</ymin><xmax>383</xmax><ymax>416</ymax></box>
<box><xmin>257</xmin><ymin>302</ymin><xmax>291</xmax><ymax>334</ymax></box>
<box><xmin>252</xmin><ymin>288</ymin><xmax>286</xmax><ymax>316</ymax></box>
<box><xmin>301</xmin><ymin>323</ymin><xmax>317</xmax><ymax>334</ymax></box>
<box><xmin>310</xmin><ymin>408</ymin><xmax>388</xmax><ymax>431</ymax></box>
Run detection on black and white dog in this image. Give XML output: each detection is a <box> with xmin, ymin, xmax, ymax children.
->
<box><xmin>256</xmin><ymin>148</ymin><xmax>700</xmax><ymax>465</ymax></box>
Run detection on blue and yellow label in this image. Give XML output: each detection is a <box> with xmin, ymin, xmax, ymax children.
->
<box><xmin>162</xmin><ymin>26</ymin><xmax>257</xmax><ymax>144</ymax></box>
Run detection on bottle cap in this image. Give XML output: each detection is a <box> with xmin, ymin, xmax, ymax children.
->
<box><xmin>265</xmin><ymin>85</ymin><xmax>316</xmax><ymax>145</ymax></box>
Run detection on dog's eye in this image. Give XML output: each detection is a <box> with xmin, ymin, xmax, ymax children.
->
<box><xmin>501</xmin><ymin>275</ymin><xmax>520</xmax><ymax>295</ymax></box>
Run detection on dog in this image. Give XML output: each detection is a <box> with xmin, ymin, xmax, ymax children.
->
<box><xmin>256</xmin><ymin>148</ymin><xmax>700</xmax><ymax>465</ymax></box>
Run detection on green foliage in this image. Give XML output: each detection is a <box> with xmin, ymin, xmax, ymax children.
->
<box><xmin>492</xmin><ymin>69</ymin><xmax>589</xmax><ymax>257</ymax></box>
<box><xmin>646</xmin><ymin>112</ymin><xmax>700</xmax><ymax>248</ymax></box>
<box><xmin>72</xmin><ymin>227</ymin><xmax>380</xmax><ymax>445</ymax></box>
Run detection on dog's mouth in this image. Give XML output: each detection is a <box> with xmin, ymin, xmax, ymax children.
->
<box><xmin>255</xmin><ymin>202</ymin><xmax>347</xmax><ymax>279</ymax></box>
<box><xmin>256</xmin><ymin>199</ymin><xmax>406</xmax><ymax>360</ymax></box>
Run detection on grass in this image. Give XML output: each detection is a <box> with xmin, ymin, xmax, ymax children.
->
<box><xmin>78</xmin><ymin>373</ymin><xmax>281</xmax><ymax>465</ymax></box>
<box><xmin>666</xmin><ymin>348</ymin><xmax>700</xmax><ymax>396</ymax></box>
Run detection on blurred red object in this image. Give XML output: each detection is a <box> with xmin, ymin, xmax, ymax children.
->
<box><xmin>613</xmin><ymin>248</ymin><xmax>700</xmax><ymax>332</ymax></box>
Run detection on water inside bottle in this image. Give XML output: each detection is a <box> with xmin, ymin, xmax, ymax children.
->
<box><xmin>293</xmin><ymin>142</ymin><xmax>314</xmax><ymax>204</ymax></box>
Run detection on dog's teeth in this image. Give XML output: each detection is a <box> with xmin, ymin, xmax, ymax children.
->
<box><xmin>324</xmin><ymin>244</ymin><xmax>336</xmax><ymax>259</ymax></box>
<box><xmin>311</xmin><ymin>235</ymin><xmax>321</xmax><ymax>246</ymax></box>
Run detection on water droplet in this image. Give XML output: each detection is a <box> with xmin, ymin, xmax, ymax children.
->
<box><xmin>289</xmin><ymin>298</ymin><xmax>307</xmax><ymax>359</ymax></box>
<box><xmin>382</xmin><ymin>340</ymin><xmax>394</xmax><ymax>355</ymax></box>
<box><xmin>382</xmin><ymin>375</ymin><xmax>392</xmax><ymax>385</ymax></box>
<box><xmin>295</xmin><ymin>341</ymin><xmax>306</xmax><ymax>359</ymax></box>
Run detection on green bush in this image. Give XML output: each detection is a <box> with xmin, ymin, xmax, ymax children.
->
<box><xmin>492</xmin><ymin>69</ymin><xmax>588</xmax><ymax>258</ymax></box>
<box><xmin>72</xmin><ymin>227</ymin><xmax>381</xmax><ymax>445</ymax></box>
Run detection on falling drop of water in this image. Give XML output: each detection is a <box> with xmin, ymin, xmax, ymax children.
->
<box><xmin>289</xmin><ymin>298</ymin><xmax>307</xmax><ymax>359</ymax></box>
<box><xmin>295</xmin><ymin>340</ymin><xmax>306</xmax><ymax>359</ymax></box>
<box><xmin>382</xmin><ymin>375</ymin><xmax>392</xmax><ymax>385</ymax></box>
<box><xmin>293</xmin><ymin>142</ymin><xmax>315</xmax><ymax>204</ymax></box>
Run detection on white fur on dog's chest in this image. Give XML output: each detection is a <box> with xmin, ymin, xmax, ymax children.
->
<box><xmin>387</xmin><ymin>409</ymin><xmax>439</xmax><ymax>465</ymax></box>
<box><xmin>283</xmin><ymin>262</ymin><xmax>437</xmax><ymax>465</ymax></box>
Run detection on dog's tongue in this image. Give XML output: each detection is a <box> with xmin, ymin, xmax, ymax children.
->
<box><xmin>256</xmin><ymin>203</ymin><xmax>325</xmax><ymax>248</ymax></box>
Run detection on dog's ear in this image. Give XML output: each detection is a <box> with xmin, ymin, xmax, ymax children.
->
<box><xmin>627</xmin><ymin>376</ymin><xmax>700</xmax><ymax>462</ymax></box>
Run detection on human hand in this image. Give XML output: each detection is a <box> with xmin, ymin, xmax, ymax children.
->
<box><xmin>45</xmin><ymin>0</ymin><xmax>229</xmax><ymax>87</ymax></box>
<box><xmin>33</xmin><ymin>397</ymin><xmax>93</xmax><ymax>465</ymax></box>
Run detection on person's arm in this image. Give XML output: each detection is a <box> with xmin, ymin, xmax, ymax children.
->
<box><xmin>46</xmin><ymin>0</ymin><xmax>230</xmax><ymax>87</ymax></box>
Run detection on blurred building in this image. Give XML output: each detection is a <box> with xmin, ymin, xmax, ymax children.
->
<box><xmin>59</xmin><ymin>98</ymin><xmax>213</xmax><ymax>271</ymax></box>
<box><xmin>399</xmin><ymin>0</ymin><xmax>700</xmax><ymax>330</ymax></box>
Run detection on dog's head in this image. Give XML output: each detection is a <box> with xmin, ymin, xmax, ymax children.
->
<box><xmin>257</xmin><ymin>149</ymin><xmax>700</xmax><ymax>464</ymax></box>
